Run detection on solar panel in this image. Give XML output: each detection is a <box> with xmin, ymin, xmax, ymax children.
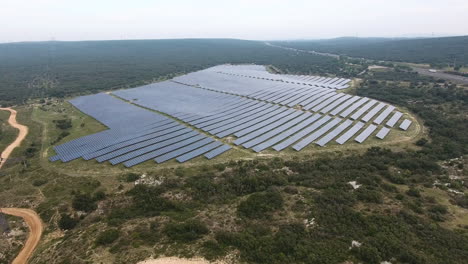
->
<box><xmin>316</xmin><ymin>119</ymin><xmax>353</xmax><ymax>146</ymax></box>
<box><xmin>319</xmin><ymin>94</ymin><xmax>352</xmax><ymax>114</ymax></box>
<box><xmin>234</xmin><ymin>109</ymin><xmax>296</xmax><ymax>138</ymax></box>
<box><xmin>205</xmin><ymin>145</ymin><xmax>232</xmax><ymax>159</ymax></box>
<box><xmin>234</xmin><ymin>111</ymin><xmax>302</xmax><ymax>145</ymax></box>
<box><xmin>110</xmin><ymin>133</ymin><xmax>202</xmax><ymax>165</ymax></box>
<box><xmin>242</xmin><ymin>113</ymin><xmax>311</xmax><ymax>148</ymax></box>
<box><xmin>350</xmin><ymin>100</ymin><xmax>378</xmax><ymax>120</ymax></box>
<box><xmin>339</xmin><ymin>98</ymin><xmax>369</xmax><ymax>118</ymax></box>
<box><xmin>273</xmin><ymin>115</ymin><xmax>331</xmax><ymax>151</ymax></box>
<box><xmin>252</xmin><ymin>114</ymin><xmax>321</xmax><ymax>152</ymax></box>
<box><xmin>354</xmin><ymin>124</ymin><xmax>377</xmax><ymax>143</ymax></box>
<box><xmin>386</xmin><ymin>112</ymin><xmax>403</xmax><ymax>127</ymax></box>
<box><xmin>176</xmin><ymin>141</ymin><xmax>224</xmax><ymax>162</ymax></box>
<box><xmin>310</xmin><ymin>93</ymin><xmax>345</xmax><ymax>112</ymax></box>
<box><xmin>123</xmin><ymin>135</ymin><xmax>207</xmax><ymax>167</ymax></box>
<box><xmin>335</xmin><ymin>122</ymin><xmax>365</xmax><ymax>144</ymax></box>
<box><xmin>376</xmin><ymin>127</ymin><xmax>390</xmax><ymax>139</ymax></box>
<box><xmin>373</xmin><ymin>106</ymin><xmax>395</xmax><ymax>125</ymax></box>
<box><xmin>399</xmin><ymin>119</ymin><xmax>412</xmax><ymax>130</ymax></box>
<box><xmin>329</xmin><ymin>96</ymin><xmax>360</xmax><ymax>116</ymax></box>
<box><xmin>361</xmin><ymin>102</ymin><xmax>386</xmax><ymax>122</ymax></box>
<box><xmin>155</xmin><ymin>138</ymin><xmax>214</xmax><ymax>163</ymax></box>
<box><xmin>292</xmin><ymin>118</ymin><xmax>341</xmax><ymax>151</ymax></box>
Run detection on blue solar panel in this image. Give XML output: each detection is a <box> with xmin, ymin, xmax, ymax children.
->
<box><xmin>292</xmin><ymin>118</ymin><xmax>341</xmax><ymax>151</ymax></box>
<box><xmin>386</xmin><ymin>112</ymin><xmax>403</xmax><ymax>127</ymax></box>
<box><xmin>376</xmin><ymin>127</ymin><xmax>390</xmax><ymax>139</ymax></box>
<box><xmin>373</xmin><ymin>106</ymin><xmax>395</xmax><ymax>125</ymax></box>
<box><xmin>361</xmin><ymin>102</ymin><xmax>386</xmax><ymax>122</ymax></box>
<box><xmin>399</xmin><ymin>119</ymin><xmax>412</xmax><ymax>130</ymax></box>
<box><xmin>273</xmin><ymin>115</ymin><xmax>331</xmax><ymax>151</ymax></box>
<box><xmin>316</xmin><ymin>119</ymin><xmax>353</xmax><ymax>147</ymax></box>
<box><xmin>335</xmin><ymin>122</ymin><xmax>365</xmax><ymax>144</ymax></box>
<box><xmin>155</xmin><ymin>138</ymin><xmax>214</xmax><ymax>163</ymax></box>
<box><xmin>354</xmin><ymin>124</ymin><xmax>377</xmax><ymax>143</ymax></box>
<box><xmin>252</xmin><ymin>114</ymin><xmax>321</xmax><ymax>152</ymax></box>
<box><xmin>123</xmin><ymin>135</ymin><xmax>207</xmax><ymax>167</ymax></box>
<box><xmin>205</xmin><ymin>145</ymin><xmax>232</xmax><ymax>159</ymax></box>
<box><xmin>176</xmin><ymin>141</ymin><xmax>224</xmax><ymax>162</ymax></box>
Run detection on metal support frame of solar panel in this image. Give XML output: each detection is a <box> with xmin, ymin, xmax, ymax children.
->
<box><xmin>214</xmin><ymin>106</ymin><xmax>286</xmax><ymax>137</ymax></box>
<box><xmin>399</xmin><ymin>119</ymin><xmax>412</xmax><ymax>130</ymax></box>
<box><xmin>155</xmin><ymin>138</ymin><xmax>214</xmax><ymax>163</ymax></box>
<box><xmin>292</xmin><ymin>117</ymin><xmax>342</xmax><ymax>151</ymax></box>
<box><xmin>350</xmin><ymin>100</ymin><xmax>378</xmax><ymax>120</ymax></box>
<box><xmin>355</xmin><ymin>124</ymin><xmax>377</xmax><ymax>143</ymax></box>
<box><xmin>339</xmin><ymin>98</ymin><xmax>370</xmax><ymax>118</ymax></box>
<box><xmin>122</xmin><ymin>134</ymin><xmax>208</xmax><ymax>167</ymax></box>
<box><xmin>386</xmin><ymin>112</ymin><xmax>403</xmax><ymax>127</ymax></box>
<box><xmin>335</xmin><ymin>121</ymin><xmax>365</xmax><ymax>144</ymax></box>
<box><xmin>234</xmin><ymin>108</ymin><xmax>296</xmax><ymax>138</ymax></box>
<box><xmin>93</xmin><ymin>127</ymin><xmax>193</xmax><ymax>162</ymax></box>
<box><xmin>376</xmin><ymin>127</ymin><xmax>390</xmax><ymax>139</ymax></box>
<box><xmin>242</xmin><ymin>112</ymin><xmax>312</xmax><ymax>149</ymax></box>
<box><xmin>234</xmin><ymin>111</ymin><xmax>303</xmax><ymax>145</ymax></box>
<box><xmin>373</xmin><ymin>106</ymin><xmax>395</xmax><ymax>125</ymax></box>
<box><xmin>329</xmin><ymin>96</ymin><xmax>360</xmax><ymax>116</ymax></box>
<box><xmin>361</xmin><ymin>102</ymin><xmax>386</xmax><ymax>122</ymax></box>
<box><xmin>315</xmin><ymin>119</ymin><xmax>353</xmax><ymax>146</ymax></box>
<box><xmin>273</xmin><ymin>115</ymin><xmax>331</xmax><ymax>151</ymax></box>
<box><xmin>205</xmin><ymin>145</ymin><xmax>232</xmax><ymax>159</ymax></box>
<box><xmin>252</xmin><ymin>114</ymin><xmax>322</xmax><ymax>152</ymax></box>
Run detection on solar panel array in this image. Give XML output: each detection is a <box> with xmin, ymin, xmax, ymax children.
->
<box><xmin>51</xmin><ymin>64</ymin><xmax>412</xmax><ymax>167</ymax></box>
<box><xmin>50</xmin><ymin>94</ymin><xmax>231</xmax><ymax>166</ymax></box>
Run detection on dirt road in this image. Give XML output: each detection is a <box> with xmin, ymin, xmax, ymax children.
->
<box><xmin>0</xmin><ymin>208</ymin><xmax>43</xmax><ymax>264</ymax></box>
<box><xmin>1</xmin><ymin>107</ymin><xmax>43</xmax><ymax>264</ymax></box>
<box><xmin>0</xmin><ymin>108</ymin><xmax>29</xmax><ymax>169</ymax></box>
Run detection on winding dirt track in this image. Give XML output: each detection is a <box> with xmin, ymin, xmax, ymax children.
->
<box><xmin>1</xmin><ymin>107</ymin><xmax>43</xmax><ymax>264</ymax></box>
<box><xmin>0</xmin><ymin>108</ymin><xmax>28</xmax><ymax>169</ymax></box>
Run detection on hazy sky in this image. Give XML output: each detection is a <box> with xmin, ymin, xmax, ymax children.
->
<box><xmin>1</xmin><ymin>0</ymin><xmax>467</xmax><ymax>42</ymax></box>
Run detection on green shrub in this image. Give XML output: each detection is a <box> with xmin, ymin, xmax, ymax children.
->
<box><xmin>58</xmin><ymin>214</ymin><xmax>79</xmax><ymax>230</ymax></box>
<box><xmin>96</xmin><ymin>229</ymin><xmax>120</xmax><ymax>246</ymax></box>
<box><xmin>237</xmin><ymin>190</ymin><xmax>284</xmax><ymax>219</ymax></box>
<box><xmin>164</xmin><ymin>219</ymin><xmax>208</xmax><ymax>242</ymax></box>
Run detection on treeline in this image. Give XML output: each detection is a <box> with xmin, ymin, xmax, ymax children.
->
<box><xmin>0</xmin><ymin>39</ymin><xmax>344</xmax><ymax>105</ymax></box>
<box><xmin>274</xmin><ymin>36</ymin><xmax>468</xmax><ymax>67</ymax></box>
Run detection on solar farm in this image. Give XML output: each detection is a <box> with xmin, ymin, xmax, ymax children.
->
<box><xmin>50</xmin><ymin>64</ymin><xmax>413</xmax><ymax>167</ymax></box>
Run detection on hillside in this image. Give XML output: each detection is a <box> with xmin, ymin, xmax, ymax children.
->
<box><xmin>0</xmin><ymin>39</ymin><xmax>346</xmax><ymax>106</ymax></box>
<box><xmin>274</xmin><ymin>36</ymin><xmax>468</xmax><ymax>66</ymax></box>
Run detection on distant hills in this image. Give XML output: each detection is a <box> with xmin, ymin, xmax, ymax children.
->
<box><xmin>274</xmin><ymin>36</ymin><xmax>468</xmax><ymax>66</ymax></box>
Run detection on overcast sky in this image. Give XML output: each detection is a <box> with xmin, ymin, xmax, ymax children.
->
<box><xmin>1</xmin><ymin>0</ymin><xmax>467</xmax><ymax>43</ymax></box>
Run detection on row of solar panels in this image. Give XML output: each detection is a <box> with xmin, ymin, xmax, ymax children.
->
<box><xmin>112</xmin><ymin>79</ymin><xmax>412</xmax><ymax>153</ymax></box>
<box><xmin>51</xmin><ymin>94</ymin><xmax>232</xmax><ymax>166</ymax></box>
<box><xmin>201</xmin><ymin>64</ymin><xmax>351</xmax><ymax>89</ymax></box>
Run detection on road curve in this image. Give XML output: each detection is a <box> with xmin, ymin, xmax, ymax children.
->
<box><xmin>0</xmin><ymin>108</ymin><xmax>29</xmax><ymax>169</ymax></box>
<box><xmin>1</xmin><ymin>108</ymin><xmax>43</xmax><ymax>264</ymax></box>
<box><xmin>0</xmin><ymin>208</ymin><xmax>43</xmax><ymax>264</ymax></box>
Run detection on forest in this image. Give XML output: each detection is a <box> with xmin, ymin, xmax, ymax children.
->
<box><xmin>0</xmin><ymin>39</ymin><xmax>346</xmax><ymax>106</ymax></box>
<box><xmin>274</xmin><ymin>36</ymin><xmax>468</xmax><ymax>67</ymax></box>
